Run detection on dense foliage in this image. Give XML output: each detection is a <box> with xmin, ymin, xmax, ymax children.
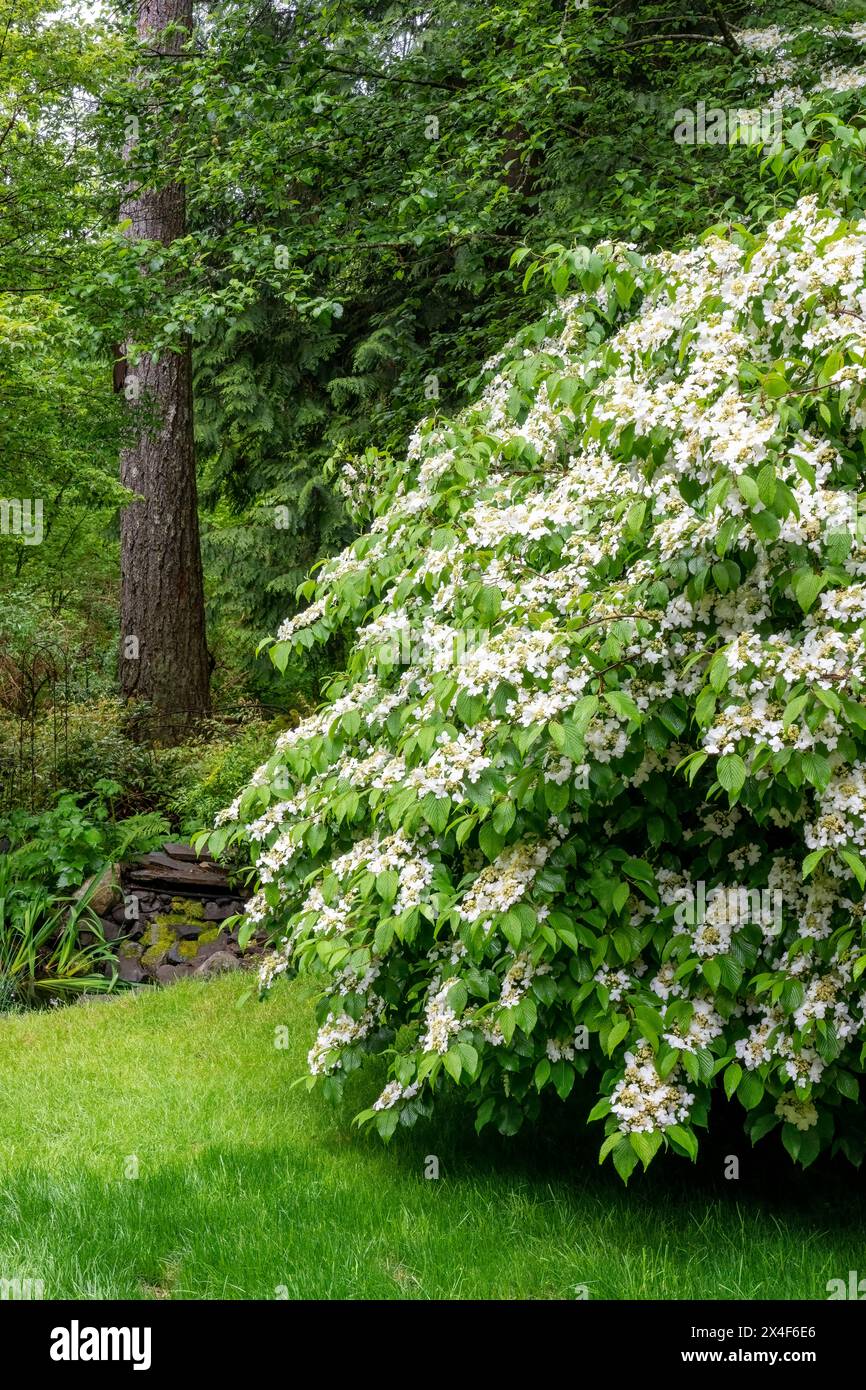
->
<box><xmin>209</xmin><ymin>105</ymin><xmax>866</xmax><ymax>1178</ymax></box>
<box><xmin>111</xmin><ymin>0</ymin><xmax>853</xmax><ymax>637</ymax></box>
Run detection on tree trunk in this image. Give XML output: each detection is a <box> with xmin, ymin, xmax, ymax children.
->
<box><xmin>119</xmin><ymin>0</ymin><xmax>209</xmax><ymax>740</ymax></box>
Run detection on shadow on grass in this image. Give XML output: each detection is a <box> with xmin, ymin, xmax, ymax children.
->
<box><xmin>1</xmin><ymin>1130</ymin><xmax>860</xmax><ymax>1300</ymax></box>
<box><xmin>337</xmin><ymin>1060</ymin><xmax>866</xmax><ymax>1234</ymax></box>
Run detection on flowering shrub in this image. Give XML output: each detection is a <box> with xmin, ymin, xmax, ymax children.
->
<box><xmin>737</xmin><ymin>20</ymin><xmax>866</xmax><ymax>107</ymax></box>
<box><xmin>203</xmin><ymin>182</ymin><xmax>866</xmax><ymax>1180</ymax></box>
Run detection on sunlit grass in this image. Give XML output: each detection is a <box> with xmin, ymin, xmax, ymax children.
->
<box><xmin>0</xmin><ymin>975</ymin><xmax>860</xmax><ymax>1299</ymax></box>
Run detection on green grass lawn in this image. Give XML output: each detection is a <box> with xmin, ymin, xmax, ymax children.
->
<box><xmin>0</xmin><ymin>974</ymin><xmax>862</xmax><ymax>1300</ymax></box>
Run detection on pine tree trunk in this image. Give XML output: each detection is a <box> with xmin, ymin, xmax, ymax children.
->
<box><xmin>119</xmin><ymin>0</ymin><xmax>209</xmax><ymax>740</ymax></box>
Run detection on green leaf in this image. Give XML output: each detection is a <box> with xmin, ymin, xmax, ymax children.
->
<box><xmin>835</xmin><ymin>1070</ymin><xmax>859</xmax><ymax>1102</ymax></box>
<box><xmin>606</xmin><ymin>1016</ymin><xmax>630</xmax><ymax>1054</ymax></box>
<box><xmin>749</xmin><ymin>1113</ymin><xmax>780</xmax><ymax>1144</ymax></box>
<box><xmin>626</xmin><ymin>499</ymin><xmax>646</xmax><ymax>534</ymax></box>
<box><xmin>702</xmin><ymin>958</ymin><xmax>722</xmax><ymax>993</ymax></box>
<box><xmin>780</xmin><ymin>1122</ymin><xmax>801</xmax><ymax>1162</ymax></box>
<box><xmin>802</xmin><ymin>848</ymin><xmax>829</xmax><ymax>879</ymax></box>
<box><xmin>793</xmin><ymin>570</ymin><xmax>824</xmax><ymax>613</ymax></box>
<box><xmin>763</xmin><ymin>371</ymin><xmax>787</xmax><ymax>398</ymax></box>
<box><xmin>374</xmin><ymin>919</ymin><xmax>395</xmax><ymax>953</ymax></box>
<box><xmin>603</xmin><ymin>690</ymin><xmax>642</xmax><ymax>724</ymax></box>
<box><xmin>551</xmin><ymin>1059</ymin><xmax>575</xmax><ymax>1099</ymax></box>
<box><xmin>629</xmin><ymin>1129</ymin><xmax>663</xmax><ymax>1169</ymax></box>
<box><xmin>421</xmin><ymin>793</ymin><xmax>450</xmax><ymax>834</ymax></box>
<box><xmin>475</xmin><ymin>1098</ymin><xmax>496</xmax><ymax>1133</ymax></box>
<box><xmin>717</xmin><ymin>753</ymin><xmax>746</xmax><ymax>796</ymax></box>
<box><xmin>666</xmin><ymin>1124</ymin><xmax>698</xmax><ymax>1160</ymax></box>
<box><xmin>839</xmin><ymin>849</ymin><xmax>866</xmax><ymax>889</ymax></box>
<box><xmin>736</xmin><ymin>1071</ymin><xmax>764</xmax><ymax>1111</ymax></box>
<box><xmin>612</xmin><ymin>1139</ymin><xmax>639</xmax><ymax>1183</ymax></box>
<box><xmin>599</xmin><ymin>1131</ymin><xmax>622</xmax><ymax>1163</ymax></box>
<box><xmin>442</xmin><ymin>1048</ymin><xmax>463</xmax><ymax>1082</ymax></box>
<box><xmin>477</xmin><ymin>584</ymin><xmax>502</xmax><ymax>624</ymax></box>
<box><xmin>724</xmin><ymin>1062</ymin><xmax>742</xmax><ymax>1101</ymax></box>
<box><xmin>447</xmin><ymin>981</ymin><xmax>468</xmax><ymax>1014</ymax></box>
<box><xmin>708</xmin><ymin>653</ymin><xmax>731</xmax><ymax>694</ymax></box>
<box><xmin>478</xmin><ymin>821</ymin><xmax>505</xmax><ymax>862</ymax></box>
<box><xmin>376</xmin><ymin>869</ymin><xmax>399</xmax><ymax>903</ymax></box>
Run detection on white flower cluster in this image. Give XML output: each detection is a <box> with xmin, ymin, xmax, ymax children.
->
<box><xmin>610</xmin><ymin>1043</ymin><xmax>695</xmax><ymax>1134</ymax></box>
<box><xmin>736</xmin><ymin>20</ymin><xmax>866</xmax><ymax>106</ymax></box>
<box><xmin>307</xmin><ymin>997</ymin><xmax>385</xmax><ymax>1076</ymax></box>
<box><xmin>459</xmin><ymin>842</ymin><xmax>550</xmax><ymax>933</ymax></box>
<box><xmin>775</xmin><ymin>1094</ymin><xmax>819</xmax><ymax>1131</ymax></box>
<box><xmin>373</xmin><ymin>1079</ymin><xmax>420</xmax><ymax>1111</ymax></box>
<box><xmin>420</xmin><ymin>977</ymin><xmax>463</xmax><ymax>1054</ymax></box>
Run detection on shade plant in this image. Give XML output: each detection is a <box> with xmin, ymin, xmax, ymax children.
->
<box><xmin>0</xmin><ymin>791</ymin><xmax>170</xmax><ymax>1009</ymax></box>
<box><xmin>201</xmin><ymin>116</ymin><xmax>866</xmax><ymax>1180</ymax></box>
<box><xmin>0</xmin><ymin>864</ymin><xmax>119</xmax><ymax>1010</ymax></box>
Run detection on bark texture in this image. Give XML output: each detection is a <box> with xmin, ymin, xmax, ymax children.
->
<box><xmin>119</xmin><ymin>0</ymin><xmax>209</xmax><ymax>737</ymax></box>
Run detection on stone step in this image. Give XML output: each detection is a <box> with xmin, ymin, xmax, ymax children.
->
<box><xmin>125</xmin><ymin>851</ymin><xmax>231</xmax><ymax>896</ymax></box>
<box><xmin>162</xmin><ymin>841</ymin><xmax>214</xmax><ymax>863</ymax></box>
<box><xmin>105</xmin><ymin>840</ymin><xmax>258</xmax><ymax>991</ymax></box>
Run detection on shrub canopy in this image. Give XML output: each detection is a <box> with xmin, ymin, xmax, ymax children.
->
<box><xmin>207</xmin><ymin>164</ymin><xmax>866</xmax><ymax>1179</ymax></box>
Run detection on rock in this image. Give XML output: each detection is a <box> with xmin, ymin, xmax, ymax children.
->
<box><xmin>154</xmin><ymin>963</ymin><xmax>194</xmax><ymax>983</ymax></box>
<box><xmin>193</xmin><ymin>933</ymin><xmax>230</xmax><ymax>961</ymax></box>
<box><xmin>139</xmin><ymin>923</ymin><xmax>177</xmax><ymax>972</ymax></box>
<box><xmin>203</xmin><ymin>900</ymin><xmax>234</xmax><ymax>921</ymax></box>
<box><xmin>193</xmin><ymin>950</ymin><xmax>240</xmax><ymax>977</ymax></box>
<box><xmin>117</xmin><ymin>953</ymin><xmax>147</xmax><ymax>984</ymax></box>
<box><xmin>126</xmin><ymin>853</ymin><xmax>229</xmax><ymax>895</ymax></box>
<box><xmin>174</xmin><ymin>921</ymin><xmax>204</xmax><ymax>939</ymax></box>
<box><xmin>100</xmin><ymin>917</ymin><xmax>122</xmax><ymax>943</ymax></box>
<box><xmin>163</xmin><ymin>841</ymin><xmax>214</xmax><ymax>863</ymax></box>
<box><xmin>77</xmin><ymin>865</ymin><xmax>122</xmax><ymax>917</ymax></box>
<box><xmin>166</xmin><ymin>944</ymin><xmax>189</xmax><ymax>965</ymax></box>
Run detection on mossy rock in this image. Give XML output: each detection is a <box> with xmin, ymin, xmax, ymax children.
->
<box><xmin>141</xmin><ymin>920</ymin><xmax>179</xmax><ymax>969</ymax></box>
<box><xmin>169</xmin><ymin>897</ymin><xmax>204</xmax><ymax>920</ymax></box>
<box><xmin>175</xmin><ymin>926</ymin><xmax>222</xmax><ymax>961</ymax></box>
<box><xmin>151</xmin><ymin>900</ymin><xmax>208</xmax><ymax>933</ymax></box>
